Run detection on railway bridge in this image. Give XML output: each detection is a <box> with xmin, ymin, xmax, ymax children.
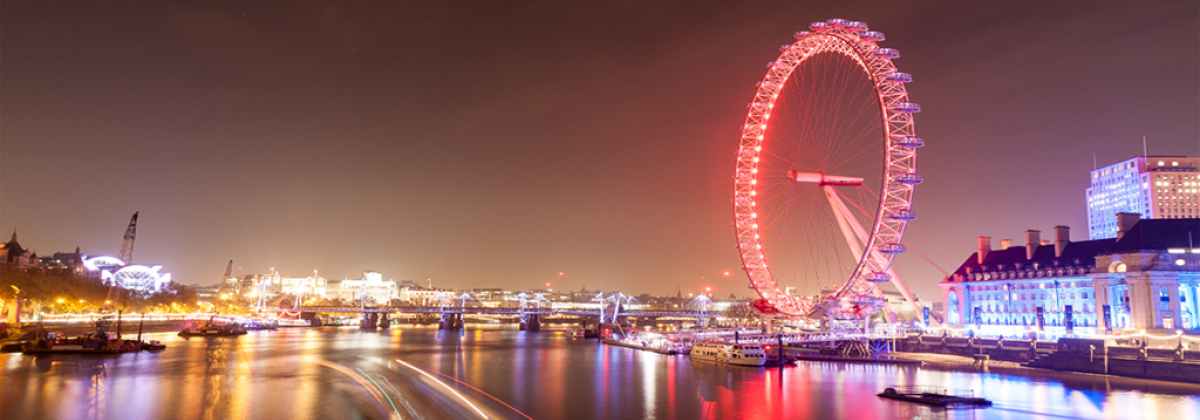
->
<box><xmin>268</xmin><ymin>305</ymin><xmax>721</xmax><ymax>331</ymax></box>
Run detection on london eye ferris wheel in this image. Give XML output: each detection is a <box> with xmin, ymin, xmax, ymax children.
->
<box><xmin>733</xmin><ymin>19</ymin><xmax>923</xmax><ymax>322</ymax></box>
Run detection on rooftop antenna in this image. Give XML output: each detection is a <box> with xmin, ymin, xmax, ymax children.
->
<box><xmin>1142</xmin><ymin>136</ymin><xmax>1148</xmax><ymax>161</ymax></box>
<box><xmin>1093</xmin><ymin>153</ymin><xmax>1097</xmax><ymax>171</ymax></box>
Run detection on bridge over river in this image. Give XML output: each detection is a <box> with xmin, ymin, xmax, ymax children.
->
<box><xmin>268</xmin><ymin>305</ymin><xmax>720</xmax><ymax>331</ymax></box>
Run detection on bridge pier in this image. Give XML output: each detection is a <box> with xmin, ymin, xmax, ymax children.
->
<box><xmin>361</xmin><ymin>313</ymin><xmax>378</xmax><ymax>329</ymax></box>
<box><xmin>520</xmin><ymin>314</ymin><xmax>541</xmax><ymax>332</ymax></box>
<box><xmin>379</xmin><ymin>314</ymin><xmax>390</xmax><ymax>329</ymax></box>
<box><xmin>439</xmin><ymin>313</ymin><xmax>464</xmax><ymax>330</ymax></box>
<box><xmin>300</xmin><ymin>312</ymin><xmax>319</xmax><ymax>326</ymax></box>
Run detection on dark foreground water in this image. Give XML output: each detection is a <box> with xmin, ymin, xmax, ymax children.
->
<box><xmin>2</xmin><ymin>326</ymin><xmax>1198</xmax><ymax>420</ymax></box>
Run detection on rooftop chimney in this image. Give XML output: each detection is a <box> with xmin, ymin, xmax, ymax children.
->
<box><xmin>1000</xmin><ymin>239</ymin><xmax>1012</xmax><ymax>249</ymax></box>
<box><xmin>1026</xmin><ymin>230</ymin><xmax>1041</xmax><ymax>260</ymax></box>
<box><xmin>977</xmin><ymin>236</ymin><xmax>992</xmax><ymax>264</ymax></box>
<box><xmin>1054</xmin><ymin>225</ymin><xmax>1070</xmax><ymax>257</ymax></box>
<box><xmin>1116</xmin><ymin>212</ymin><xmax>1140</xmax><ymax>240</ymax></box>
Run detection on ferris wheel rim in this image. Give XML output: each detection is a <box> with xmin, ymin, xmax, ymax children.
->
<box><xmin>732</xmin><ymin>19</ymin><xmax>919</xmax><ymax>318</ymax></box>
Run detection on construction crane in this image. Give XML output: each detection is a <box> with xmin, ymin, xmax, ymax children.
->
<box><xmin>106</xmin><ymin>212</ymin><xmax>138</xmax><ymax>310</ymax></box>
<box><xmin>117</xmin><ymin>212</ymin><xmax>139</xmax><ymax>265</ymax></box>
<box><xmin>219</xmin><ymin>260</ymin><xmax>234</xmax><ymax>292</ymax></box>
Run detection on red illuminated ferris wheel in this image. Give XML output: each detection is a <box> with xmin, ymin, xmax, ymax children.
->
<box><xmin>733</xmin><ymin>19</ymin><xmax>922</xmax><ymax>321</ymax></box>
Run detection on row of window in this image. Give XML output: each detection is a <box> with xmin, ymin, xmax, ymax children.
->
<box><xmin>973</xmin><ymin>316</ymin><xmax>1097</xmax><ymax>328</ymax></box>
<box><xmin>966</xmin><ymin>279</ymin><xmax>1091</xmax><ymax>290</ymax></box>
<box><xmin>977</xmin><ymin>302</ymin><xmax>1092</xmax><ymax>313</ymax></box>
<box><xmin>976</xmin><ymin>291</ymin><xmax>1089</xmax><ymax>301</ymax></box>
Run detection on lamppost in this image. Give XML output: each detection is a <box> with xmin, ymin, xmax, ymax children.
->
<box><xmin>1178</xmin><ymin>329</ymin><xmax>1186</xmax><ymax>354</ymax></box>
<box><xmin>1052</xmin><ymin>279</ymin><xmax>1062</xmax><ymax>328</ymax></box>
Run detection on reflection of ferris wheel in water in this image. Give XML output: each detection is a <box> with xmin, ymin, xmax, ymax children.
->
<box><xmin>734</xmin><ymin>19</ymin><xmax>923</xmax><ymax>321</ymax></box>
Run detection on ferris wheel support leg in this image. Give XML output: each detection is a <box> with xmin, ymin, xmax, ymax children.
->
<box><xmin>826</xmin><ymin>187</ymin><xmax>918</xmax><ymax>320</ymax></box>
<box><xmin>825</xmin><ymin>186</ymin><xmax>867</xmax><ymax>264</ymax></box>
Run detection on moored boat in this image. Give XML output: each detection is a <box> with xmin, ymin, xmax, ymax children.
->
<box><xmin>276</xmin><ymin>318</ymin><xmax>309</xmax><ymax>327</ymax></box>
<box><xmin>178</xmin><ymin>323</ymin><xmax>247</xmax><ymax>337</ymax></box>
<box><xmin>571</xmin><ymin>327</ymin><xmax>598</xmax><ymax>339</ymax></box>
<box><xmin>239</xmin><ymin>319</ymin><xmax>279</xmax><ymax>330</ymax></box>
<box><xmin>877</xmin><ymin>386</ymin><xmax>992</xmax><ymax>407</ymax></box>
<box><xmin>689</xmin><ymin>341</ymin><xmax>768</xmax><ymax>366</ymax></box>
<box><xmin>22</xmin><ymin>331</ymin><xmax>139</xmax><ymax>355</ymax></box>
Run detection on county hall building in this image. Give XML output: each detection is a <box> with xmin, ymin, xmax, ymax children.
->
<box><xmin>942</xmin><ymin>154</ymin><xmax>1200</xmax><ymax>336</ymax></box>
<box><xmin>940</xmin><ymin>215</ymin><xmax>1199</xmax><ymax>336</ymax></box>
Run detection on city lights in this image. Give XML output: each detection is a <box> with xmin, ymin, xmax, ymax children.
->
<box><xmin>0</xmin><ymin>5</ymin><xmax>1196</xmax><ymax>420</ymax></box>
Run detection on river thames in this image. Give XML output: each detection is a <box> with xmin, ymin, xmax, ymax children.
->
<box><xmin>2</xmin><ymin>326</ymin><xmax>1198</xmax><ymax>420</ymax></box>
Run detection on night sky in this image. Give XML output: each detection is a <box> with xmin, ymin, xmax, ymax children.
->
<box><xmin>2</xmin><ymin>1</ymin><xmax>1197</xmax><ymax>301</ymax></box>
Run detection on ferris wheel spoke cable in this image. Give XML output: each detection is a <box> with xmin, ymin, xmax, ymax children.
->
<box><xmin>771</xmin><ymin>66</ymin><xmax>881</xmax><ymax>296</ymax></box>
<box><xmin>778</xmin><ymin>94</ymin><xmax>877</xmax><ymax>178</ymax></box>
<box><xmin>842</xmin><ymin>185</ymin><xmax>950</xmax><ymax>274</ymax></box>
<box><xmin>756</xmin><ymin>183</ymin><xmax>832</xmax><ymax>295</ymax></box>
<box><xmin>791</xmin><ymin>57</ymin><xmax>874</xmax><ymax>169</ymax></box>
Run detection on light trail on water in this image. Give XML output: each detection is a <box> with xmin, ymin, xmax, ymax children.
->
<box><xmin>317</xmin><ymin>360</ymin><xmax>403</xmax><ymax>419</ymax></box>
<box><xmin>426</xmin><ymin>367</ymin><xmax>536</xmax><ymax>420</ymax></box>
<box><xmin>394</xmin><ymin>358</ymin><xmax>491</xmax><ymax>419</ymax></box>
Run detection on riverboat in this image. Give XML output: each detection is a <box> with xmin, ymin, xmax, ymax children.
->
<box><xmin>22</xmin><ymin>332</ymin><xmax>139</xmax><ymax>355</ymax></box>
<box><xmin>240</xmin><ymin>319</ymin><xmax>279</xmax><ymax>330</ymax></box>
<box><xmin>571</xmin><ymin>327</ymin><xmax>598</xmax><ymax>339</ymax></box>
<box><xmin>178</xmin><ymin>323</ymin><xmax>247</xmax><ymax>337</ymax></box>
<box><xmin>276</xmin><ymin>318</ymin><xmax>309</xmax><ymax>327</ymax></box>
<box><xmin>1</xmin><ymin>340</ymin><xmax>30</xmax><ymax>353</ymax></box>
<box><xmin>877</xmin><ymin>386</ymin><xmax>992</xmax><ymax>407</ymax></box>
<box><xmin>141</xmin><ymin>340</ymin><xmax>167</xmax><ymax>351</ymax></box>
<box><xmin>689</xmin><ymin>341</ymin><xmax>768</xmax><ymax>366</ymax></box>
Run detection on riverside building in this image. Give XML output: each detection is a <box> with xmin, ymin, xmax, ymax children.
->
<box><xmin>941</xmin><ymin>215</ymin><xmax>1200</xmax><ymax>337</ymax></box>
<box><xmin>1087</xmin><ymin>155</ymin><xmax>1199</xmax><ymax>239</ymax></box>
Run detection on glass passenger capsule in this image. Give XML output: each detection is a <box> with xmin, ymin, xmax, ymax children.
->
<box><xmin>874</xmin><ymin>48</ymin><xmax>900</xmax><ymax>59</ymax></box>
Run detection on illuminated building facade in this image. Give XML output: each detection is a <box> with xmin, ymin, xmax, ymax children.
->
<box><xmin>941</xmin><ymin>217</ymin><xmax>1200</xmax><ymax>336</ymax></box>
<box><xmin>0</xmin><ymin>231</ymin><xmax>40</xmax><ymax>270</ymax></box>
<box><xmin>38</xmin><ymin>248</ymin><xmax>85</xmax><ymax>275</ymax></box>
<box><xmin>280</xmin><ymin>275</ymin><xmax>327</xmax><ymax>299</ymax></box>
<box><xmin>1087</xmin><ymin>156</ymin><xmax>1199</xmax><ymax>239</ymax></box>
<box><xmin>398</xmin><ymin>286</ymin><xmax>446</xmax><ymax>306</ymax></box>
<box><xmin>331</xmin><ymin>271</ymin><xmax>397</xmax><ymax>304</ymax></box>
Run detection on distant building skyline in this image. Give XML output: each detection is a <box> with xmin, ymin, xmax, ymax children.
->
<box><xmin>1087</xmin><ymin>155</ymin><xmax>1199</xmax><ymax>239</ymax></box>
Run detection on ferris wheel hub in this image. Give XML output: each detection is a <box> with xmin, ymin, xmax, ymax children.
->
<box><xmin>787</xmin><ymin>170</ymin><xmax>864</xmax><ymax>186</ymax></box>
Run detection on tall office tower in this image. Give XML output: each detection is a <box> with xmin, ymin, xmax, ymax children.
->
<box><xmin>1087</xmin><ymin>156</ymin><xmax>1200</xmax><ymax>239</ymax></box>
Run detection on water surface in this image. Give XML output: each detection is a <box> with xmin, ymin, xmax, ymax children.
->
<box><xmin>1</xmin><ymin>326</ymin><xmax>1196</xmax><ymax>420</ymax></box>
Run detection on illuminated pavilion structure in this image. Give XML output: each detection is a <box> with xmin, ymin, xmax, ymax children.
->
<box><xmin>941</xmin><ymin>215</ymin><xmax>1200</xmax><ymax>336</ymax></box>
